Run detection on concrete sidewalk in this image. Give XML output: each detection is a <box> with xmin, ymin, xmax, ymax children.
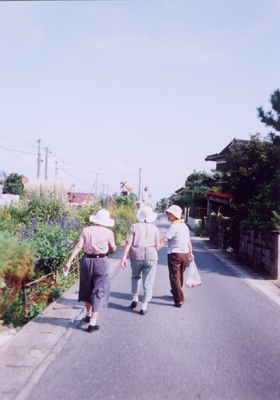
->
<box><xmin>1</xmin><ymin>234</ymin><xmax>280</xmax><ymax>400</ymax></box>
<box><xmin>197</xmin><ymin>235</ymin><xmax>280</xmax><ymax>308</ymax></box>
<box><xmin>0</xmin><ymin>242</ymin><xmax>125</xmax><ymax>400</ymax></box>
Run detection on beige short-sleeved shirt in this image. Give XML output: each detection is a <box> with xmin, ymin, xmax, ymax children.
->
<box><xmin>126</xmin><ymin>222</ymin><xmax>160</xmax><ymax>260</ymax></box>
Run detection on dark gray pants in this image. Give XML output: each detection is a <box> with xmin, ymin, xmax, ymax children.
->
<box><xmin>78</xmin><ymin>256</ymin><xmax>110</xmax><ymax>312</ymax></box>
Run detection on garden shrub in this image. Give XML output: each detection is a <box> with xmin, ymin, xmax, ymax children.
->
<box><xmin>27</xmin><ymin>194</ymin><xmax>68</xmax><ymax>223</ymax></box>
<box><xmin>107</xmin><ymin>200</ymin><xmax>137</xmax><ymax>245</ymax></box>
<box><xmin>193</xmin><ymin>221</ymin><xmax>207</xmax><ymax>237</ymax></box>
<box><xmin>23</xmin><ymin>216</ymin><xmax>81</xmax><ymax>275</ymax></box>
<box><xmin>0</xmin><ymin>233</ymin><xmax>35</xmax><ymax>319</ymax></box>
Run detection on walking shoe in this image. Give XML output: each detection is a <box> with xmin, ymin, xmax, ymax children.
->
<box><xmin>130</xmin><ymin>301</ymin><xmax>138</xmax><ymax>309</ymax></box>
<box><xmin>87</xmin><ymin>325</ymin><xmax>100</xmax><ymax>333</ymax></box>
<box><xmin>85</xmin><ymin>315</ymin><xmax>90</xmax><ymax>323</ymax></box>
<box><xmin>174</xmin><ymin>303</ymin><xmax>182</xmax><ymax>308</ymax></box>
<box><xmin>139</xmin><ymin>310</ymin><xmax>148</xmax><ymax>315</ymax></box>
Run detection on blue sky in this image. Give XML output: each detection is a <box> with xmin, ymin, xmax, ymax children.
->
<box><xmin>0</xmin><ymin>0</ymin><xmax>279</xmax><ymax>203</ymax></box>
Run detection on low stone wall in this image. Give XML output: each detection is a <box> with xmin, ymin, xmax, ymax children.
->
<box><xmin>239</xmin><ymin>230</ymin><xmax>280</xmax><ymax>279</ymax></box>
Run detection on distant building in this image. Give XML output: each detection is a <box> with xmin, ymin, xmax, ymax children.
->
<box><xmin>65</xmin><ymin>192</ymin><xmax>94</xmax><ymax>206</ymax></box>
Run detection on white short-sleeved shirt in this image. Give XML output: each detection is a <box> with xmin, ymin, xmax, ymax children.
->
<box><xmin>165</xmin><ymin>222</ymin><xmax>190</xmax><ymax>254</ymax></box>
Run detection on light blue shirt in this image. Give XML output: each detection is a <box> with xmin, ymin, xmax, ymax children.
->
<box><xmin>165</xmin><ymin>223</ymin><xmax>190</xmax><ymax>254</ymax></box>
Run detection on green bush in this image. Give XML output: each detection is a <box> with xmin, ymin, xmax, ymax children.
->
<box><xmin>27</xmin><ymin>195</ymin><xmax>67</xmax><ymax>223</ymax></box>
<box><xmin>193</xmin><ymin>221</ymin><xmax>208</xmax><ymax>237</ymax></box>
<box><xmin>23</xmin><ymin>217</ymin><xmax>81</xmax><ymax>275</ymax></box>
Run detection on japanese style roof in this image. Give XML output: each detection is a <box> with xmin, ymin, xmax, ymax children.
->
<box><xmin>205</xmin><ymin>138</ymin><xmax>249</xmax><ymax>162</ymax></box>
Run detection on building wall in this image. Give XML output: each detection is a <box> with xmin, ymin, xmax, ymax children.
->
<box><xmin>0</xmin><ymin>194</ymin><xmax>20</xmax><ymax>206</ymax></box>
<box><xmin>187</xmin><ymin>216</ymin><xmax>201</xmax><ymax>230</ymax></box>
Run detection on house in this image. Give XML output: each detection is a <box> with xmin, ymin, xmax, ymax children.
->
<box><xmin>65</xmin><ymin>192</ymin><xmax>95</xmax><ymax>206</ymax></box>
<box><xmin>204</xmin><ymin>138</ymin><xmax>248</xmax><ymax>216</ymax></box>
<box><xmin>205</xmin><ymin>138</ymin><xmax>249</xmax><ymax>172</ymax></box>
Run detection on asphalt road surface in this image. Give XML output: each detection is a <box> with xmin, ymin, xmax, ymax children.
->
<box><xmin>28</xmin><ymin>220</ymin><xmax>280</xmax><ymax>400</ymax></box>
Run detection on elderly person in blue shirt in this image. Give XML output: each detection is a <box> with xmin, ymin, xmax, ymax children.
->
<box><xmin>121</xmin><ymin>206</ymin><xmax>159</xmax><ymax>315</ymax></box>
<box><xmin>158</xmin><ymin>205</ymin><xmax>194</xmax><ymax>308</ymax></box>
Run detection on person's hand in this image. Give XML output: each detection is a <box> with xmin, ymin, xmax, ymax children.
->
<box><xmin>120</xmin><ymin>258</ymin><xmax>127</xmax><ymax>269</ymax></box>
<box><xmin>189</xmin><ymin>254</ymin><xmax>194</xmax><ymax>262</ymax></box>
<box><xmin>64</xmin><ymin>261</ymin><xmax>71</xmax><ymax>272</ymax></box>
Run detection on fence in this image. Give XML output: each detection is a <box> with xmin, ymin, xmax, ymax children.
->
<box><xmin>208</xmin><ymin>212</ymin><xmax>280</xmax><ymax>279</ymax></box>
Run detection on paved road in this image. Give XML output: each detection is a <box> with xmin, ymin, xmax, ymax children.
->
<box><xmin>26</xmin><ymin>220</ymin><xmax>280</xmax><ymax>400</ymax></box>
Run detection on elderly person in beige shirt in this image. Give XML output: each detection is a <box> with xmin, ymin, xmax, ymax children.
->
<box><xmin>121</xmin><ymin>206</ymin><xmax>159</xmax><ymax>315</ymax></box>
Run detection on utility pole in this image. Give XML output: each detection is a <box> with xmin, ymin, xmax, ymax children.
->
<box><xmin>37</xmin><ymin>139</ymin><xmax>42</xmax><ymax>179</ymax></box>
<box><xmin>95</xmin><ymin>173</ymin><xmax>99</xmax><ymax>197</ymax></box>
<box><xmin>45</xmin><ymin>147</ymin><xmax>49</xmax><ymax>180</ymax></box>
<box><xmin>138</xmin><ymin>168</ymin><xmax>142</xmax><ymax>201</ymax></box>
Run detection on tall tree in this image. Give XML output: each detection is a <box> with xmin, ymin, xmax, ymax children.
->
<box><xmin>4</xmin><ymin>173</ymin><xmax>24</xmax><ymax>195</ymax></box>
<box><xmin>257</xmin><ymin>89</ymin><xmax>280</xmax><ymax>143</ymax></box>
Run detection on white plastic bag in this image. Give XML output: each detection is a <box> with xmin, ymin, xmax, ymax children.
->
<box><xmin>63</xmin><ymin>267</ymin><xmax>69</xmax><ymax>278</ymax></box>
<box><xmin>185</xmin><ymin>261</ymin><xmax>202</xmax><ymax>288</ymax></box>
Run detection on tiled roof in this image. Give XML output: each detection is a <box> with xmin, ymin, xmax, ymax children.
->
<box><xmin>205</xmin><ymin>138</ymin><xmax>249</xmax><ymax>162</ymax></box>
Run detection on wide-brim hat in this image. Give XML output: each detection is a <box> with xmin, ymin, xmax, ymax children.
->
<box><xmin>137</xmin><ymin>206</ymin><xmax>157</xmax><ymax>223</ymax></box>
<box><xmin>165</xmin><ymin>205</ymin><xmax>182</xmax><ymax>220</ymax></box>
<box><xmin>89</xmin><ymin>209</ymin><xmax>115</xmax><ymax>227</ymax></box>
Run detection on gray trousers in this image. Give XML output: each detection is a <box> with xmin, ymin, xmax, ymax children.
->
<box><xmin>131</xmin><ymin>259</ymin><xmax>157</xmax><ymax>302</ymax></box>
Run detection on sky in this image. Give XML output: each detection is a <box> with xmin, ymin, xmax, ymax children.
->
<box><xmin>0</xmin><ymin>0</ymin><xmax>279</xmax><ymax>204</ymax></box>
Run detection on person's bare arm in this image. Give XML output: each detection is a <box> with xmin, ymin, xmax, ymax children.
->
<box><xmin>188</xmin><ymin>239</ymin><xmax>194</xmax><ymax>260</ymax></box>
<box><xmin>157</xmin><ymin>237</ymin><xmax>168</xmax><ymax>250</ymax></box>
<box><xmin>120</xmin><ymin>241</ymin><xmax>131</xmax><ymax>269</ymax></box>
<box><xmin>110</xmin><ymin>243</ymin><xmax>117</xmax><ymax>252</ymax></box>
<box><xmin>64</xmin><ymin>239</ymin><xmax>83</xmax><ymax>272</ymax></box>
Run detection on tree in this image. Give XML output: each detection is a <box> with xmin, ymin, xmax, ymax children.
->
<box><xmin>170</xmin><ymin>171</ymin><xmax>222</xmax><ymax>217</ymax></box>
<box><xmin>257</xmin><ymin>89</ymin><xmax>280</xmax><ymax>133</ymax></box>
<box><xmin>221</xmin><ymin>134</ymin><xmax>280</xmax><ymax>230</ymax></box>
<box><xmin>160</xmin><ymin>198</ymin><xmax>168</xmax><ymax>212</ymax></box>
<box><xmin>4</xmin><ymin>173</ymin><xmax>24</xmax><ymax>195</ymax></box>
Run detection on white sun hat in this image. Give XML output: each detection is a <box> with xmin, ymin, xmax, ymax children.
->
<box><xmin>165</xmin><ymin>205</ymin><xmax>182</xmax><ymax>220</ymax></box>
<box><xmin>89</xmin><ymin>209</ymin><xmax>115</xmax><ymax>227</ymax></box>
<box><xmin>137</xmin><ymin>206</ymin><xmax>157</xmax><ymax>223</ymax></box>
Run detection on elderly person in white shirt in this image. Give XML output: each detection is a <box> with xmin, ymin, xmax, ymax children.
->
<box><xmin>64</xmin><ymin>209</ymin><xmax>116</xmax><ymax>332</ymax></box>
<box><xmin>158</xmin><ymin>205</ymin><xmax>194</xmax><ymax>308</ymax></box>
<box><xmin>121</xmin><ymin>206</ymin><xmax>159</xmax><ymax>315</ymax></box>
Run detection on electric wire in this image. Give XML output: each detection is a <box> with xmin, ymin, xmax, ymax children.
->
<box><xmin>0</xmin><ymin>134</ymin><xmax>37</xmax><ymax>148</ymax></box>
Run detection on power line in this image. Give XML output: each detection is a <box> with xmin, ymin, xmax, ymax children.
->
<box><xmin>0</xmin><ymin>146</ymin><xmax>37</xmax><ymax>155</ymax></box>
<box><xmin>0</xmin><ymin>134</ymin><xmax>37</xmax><ymax>148</ymax></box>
